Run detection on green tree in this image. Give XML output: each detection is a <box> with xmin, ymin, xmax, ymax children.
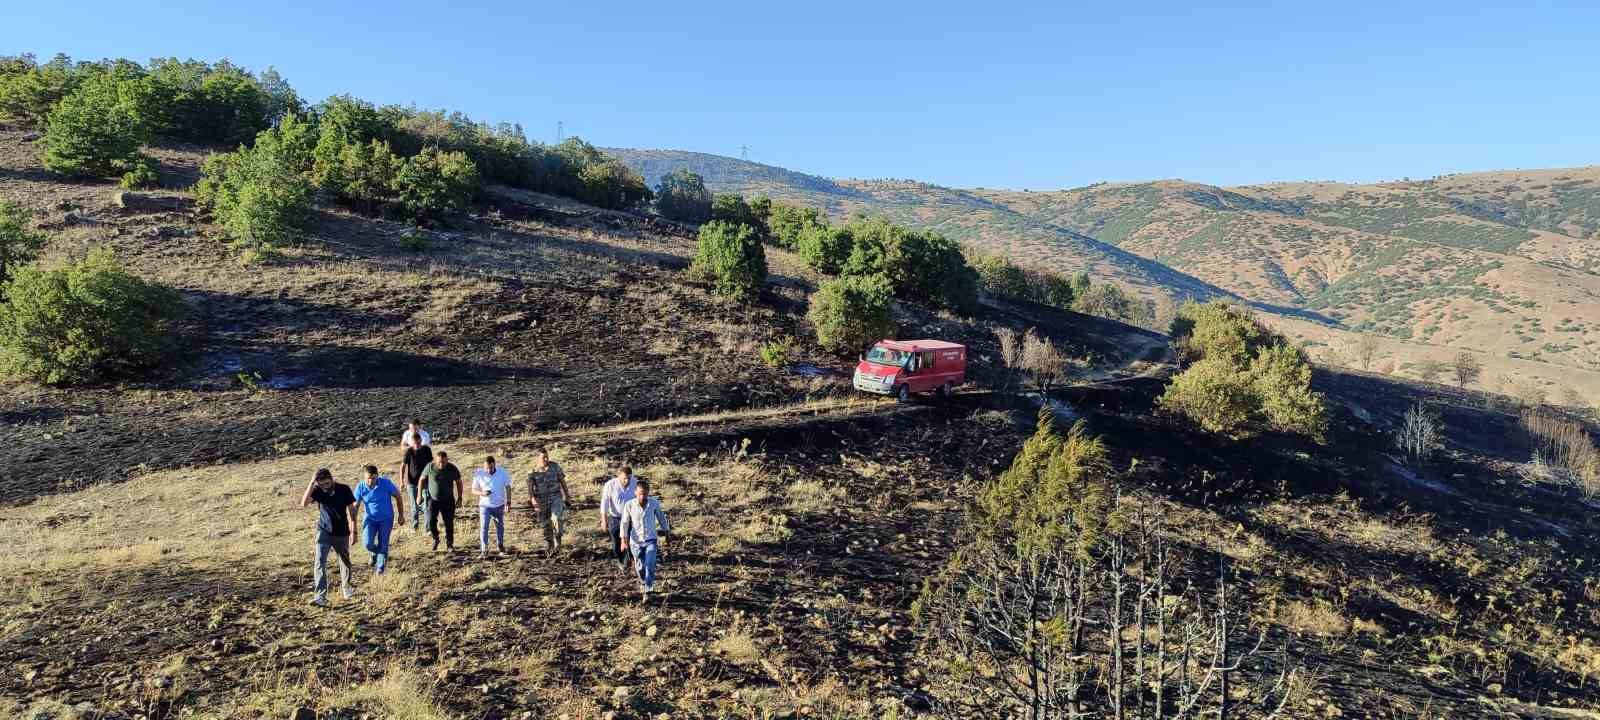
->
<box><xmin>711</xmin><ymin>193</ymin><xmax>760</xmax><ymax>229</ymax></box>
<box><xmin>766</xmin><ymin>202</ymin><xmax>824</xmax><ymax>250</ymax></box>
<box><xmin>797</xmin><ymin>223</ymin><xmax>853</xmax><ymax>275</ymax></box>
<box><xmin>807</xmin><ymin>274</ymin><xmax>896</xmax><ymax>355</ymax></box>
<box><xmin>0</xmin><ymin>246</ymin><xmax>185</xmax><ymax>385</ymax></box>
<box><xmin>655</xmin><ymin>168</ymin><xmax>713</xmax><ymax>222</ymax></box>
<box><xmin>1157</xmin><ymin>355</ymin><xmax>1257</xmax><ymax>436</ymax></box>
<box><xmin>972</xmin><ymin>252</ymin><xmax>1033</xmax><ymax>301</ymax></box>
<box><xmin>1041</xmin><ymin>272</ymin><xmax>1075</xmax><ymax>310</ymax></box>
<box><xmin>690</xmin><ymin>221</ymin><xmax>767</xmax><ymax>301</ymax></box>
<box><xmin>0</xmin><ymin>201</ymin><xmax>47</xmax><ymax>293</ymax></box>
<box><xmin>41</xmin><ymin>72</ymin><xmax>148</xmax><ymax>178</ymax></box>
<box><xmin>577</xmin><ymin>159</ymin><xmax>651</xmax><ymax>210</ymax></box>
<box><xmin>393</xmin><ymin>146</ymin><xmax>480</xmax><ymax>221</ymax></box>
<box><xmin>195</xmin><ymin>123</ymin><xmax>314</xmax><ymax>251</ymax></box>
<box><xmin>0</xmin><ymin>53</ymin><xmax>84</xmax><ymax>127</ymax></box>
<box><xmin>1160</xmin><ymin>300</ymin><xmax>1326</xmax><ymax>439</ymax></box>
<box><xmin>1250</xmin><ymin>342</ymin><xmax>1328</xmax><ymax>439</ymax></box>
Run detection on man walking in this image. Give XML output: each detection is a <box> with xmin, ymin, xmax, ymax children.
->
<box><xmin>619</xmin><ymin>478</ymin><xmax>671</xmax><ymax>601</ymax></box>
<box><xmin>300</xmin><ymin>468</ymin><xmax>357</xmax><ymax>607</ymax></box>
<box><xmin>473</xmin><ymin>455</ymin><xmax>511</xmax><ymax>557</ymax></box>
<box><xmin>400</xmin><ymin>420</ymin><xmax>434</xmax><ymax>531</ymax></box>
<box><xmin>353</xmin><ymin>465</ymin><xmax>404</xmax><ymax>574</ymax></box>
<box><xmin>421</xmin><ymin>450</ymin><xmax>463</xmax><ymax>552</ymax></box>
<box><xmin>599</xmin><ymin>466</ymin><xmax>638</xmax><ymax>574</ymax></box>
<box><xmin>527</xmin><ymin>447</ymin><xmax>572</xmax><ymax>556</ymax></box>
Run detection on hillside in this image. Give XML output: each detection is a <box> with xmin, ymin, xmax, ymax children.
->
<box><xmin>609</xmin><ymin>149</ymin><xmax>1600</xmax><ymax>399</ymax></box>
<box><xmin>0</xmin><ymin>114</ymin><xmax>1597</xmax><ymax>720</ymax></box>
<box><xmin>606</xmin><ymin>149</ymin><xmax>1234</xmax><ymax>302</ymax></box>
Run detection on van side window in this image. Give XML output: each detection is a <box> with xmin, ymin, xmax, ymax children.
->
<box><xmin>922</xmin><ymin>351</ymin><xmax>935</xmax><ymax>370</ymax></box>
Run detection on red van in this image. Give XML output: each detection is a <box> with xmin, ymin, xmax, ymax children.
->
<box><xmin>852</xmin><ymin>339</ymin><xmax>967</xmax><ymax>402</ymax></box>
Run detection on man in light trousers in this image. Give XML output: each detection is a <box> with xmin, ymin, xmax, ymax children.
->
<box><xmin>527</xmin><ymin>447</ymin><xmax>573</xmax><ymax>557</ymax></box>
<box><xmin>619</xmin><ymin>478</ymin><xmax>670</xmax><ymax>601</ymax></box>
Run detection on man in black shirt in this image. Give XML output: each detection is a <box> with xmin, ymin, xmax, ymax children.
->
<box><xmin>402</xmin><ymin>443</ymin><xmax>435</xmax><ymax>531</ymax></box>
<box><xmin>421</xmin><ymin>450</ymin><xmax>464</xmax><ymax>552</ymax></box>
<box><xmin>301</xmin><ymin>467</ymin><xmax>358</xmax><ymax>607</ymax></box>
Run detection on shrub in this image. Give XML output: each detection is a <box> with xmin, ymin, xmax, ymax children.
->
<box><xmin>766</xmin><ymin>202</ymin><xmax>824</xmax><ymax>250</ymax></box>
<box><xmin>41</xmin><ymin>72</ymin><xmax>148</xmax><ymax>178</ymax></box>
<box><xmin>972</xmin><ymin>252</ymin><xmax>1033</xmax><ymax>301</ymax></box>
<box><xmin>655</xmin><ymin>168</ymin><xmax>712</xmax><ymax>223</ymax></box>
<box><xmin>195</xmin><ymin>123</ymin><xmax>313</xmax><ymax>251</ymax></box>
<box><xmin>1397</xmin><ymin>401</ymin><xmax>1442</xmax><ymax>461</ymax></box>
<box><xmin>1452</xmin><ymin>351</ymin><xmax>1482</xmax><ymax>389</ymax></box>
<box><xmin>1076</xmin><ymin>281</ymin><xmax>1136</xmax><ymax>322</ymax></box>
<box><xmin>1041</xmin><ymin>272</ymin><xmax>1075</xmax><ymax>310</ymax></box>
<box><xmin>398</xmin><ymin>231</ymin><xmax>430</xmax><ymax>253</ymax></box>
<box><xmin>759</xmin><ymin>336</ymin><xmax>795</xmax><ymax>367</ymax></box>
<box><xmin>393</xmin><ymin>147</ymin><xmax>479</xmax><ymax>222</ymax></box>
<box><xmin>0</xmin><ymin>200</ymin><xmax>47</xmax><ymax>292</ymax></box>
<box><xmin>1414</xmin><ymin>358</ymin><xmax>1448</xmax><ymax>384</ymax></box>
<box><xmin>1161</xmin><ymin>300</ymin><xmax>1326</xmax><ymax>439</ymax></box>
<box><xmin>1249</xmin><ymin>342</ymin><xmax>1328</xmax><ymax>438</ymax></box>
<box><xmin>1020</xmin><ymin>329</ymin><xmax>1070</xmax><ymax>393</ymax></box>
<box><xmin>808</xmin><ymin>275</ymin><xmax>895</xmax><ymax>355</ymax></box>
<box><xmin>144</xmin><ymin>58</ymin><xmax>274</xmax><ymax>146</ymax></box>
<box><xmin>0</xmin><ymin>247</ymin><xmax>185</xmax><ymax>385</ymax></box>
<box><xmin>118</xmin><ymin>157</ymin><xmax>159</xmax><ymax>189</ymax></box>
<box><xmin>690</xmin><ymin>221</ymin><xmax>766</xmax><ymax>301</ymax></box>
<box><xmin>577</xmin><ymin>158</ymin><xmax>651</xmax><ymax>210</ymax></box>
<box><xmin>796</xmin><ymin>223</ymin><xmax>852</xmax><ymax>275</ymax></box>
<box><xmin>316</xmin><ymin>136</ymin><xmax>400</xmax><ymax>209</ymax></box>
<box><xmin>1521</xmin><ymin>410</ymin><xmax>1599</xmax><ymax>499</ymax></box>
<box><xmin>711</xmin><ymin>193</ymin><xmax>761</xmax><ymax>230</ymax></box>
<box><xmin>843</xmin><ymin>216</ymin><xmax>978</xmax><ymax>314</ymax></box>
<box><xmin>0</xmin><ymin>53</ymin><xmax>83</xmax><ymax>127</ymax></box>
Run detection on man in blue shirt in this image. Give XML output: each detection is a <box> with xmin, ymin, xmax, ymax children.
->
<box><xmin>354</xmin><ymin>464</ymin><xmax>405</xmax><ymax>574</ymax></box>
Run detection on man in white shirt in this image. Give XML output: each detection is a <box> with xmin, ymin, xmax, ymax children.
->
<box><xmin>598</xmin><ymin>466</ymin><xmax>638</xmax><ymax>574</ymax></box>
<box><xmin>618</xmin><ymin>478</ymin><xmax>670</xmax><ymax>600</ymax></box>
<box><xmin>401</xmin><ymin>419</ymin><xmax>432</xmax><ymax>450</ymax></box>
<box><xmin>472</xmin><ymin>455</ymin><xmax>511</xmax><ymax>557</ymax></box>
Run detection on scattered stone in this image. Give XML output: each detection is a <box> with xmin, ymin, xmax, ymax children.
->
<box><xmin>645</xmin><ymin>625</ymin><xmax>658</xmax><ymax>638</ymax></box>
<box><xmin>110</xmin><ymin>191</ymin><xmax>181</xmax><ymax>213</ymax></box>
<box><xmin>290</xmin><ymin>708</ymin><xmax>316</xmax><ymax>720</ymax></box>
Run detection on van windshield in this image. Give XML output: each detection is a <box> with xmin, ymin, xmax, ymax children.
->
<box><xmin>865</xmin><ymin>346</ymin><xmax>909</xmax><ymax>368</ymax></box>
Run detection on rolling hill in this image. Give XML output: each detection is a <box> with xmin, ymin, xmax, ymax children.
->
<box><xmin>609</xmin><ymin>149</ymin><xmax>1600</xmax><ymax>393</ymax></box>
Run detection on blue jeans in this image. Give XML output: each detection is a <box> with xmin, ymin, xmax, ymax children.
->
<box><xmin>630</xmin><ymin>539</ymin><xmax>659</xmax><ymax>592</ymax></box>
<box><xmin>363</xmin><ymin>517</ymin><xmax>393</xmax><ymax>573</ymax></box>
<box><xmin>479</xmin><ymin>505</ymin><xmax>505</xmax><ymax>551</ymax></box>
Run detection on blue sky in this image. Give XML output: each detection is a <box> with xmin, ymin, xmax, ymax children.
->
<box><xmin>8</xmin><ymin>1</ymin><xmax>1600</xmax><ymax>189</ymax></box>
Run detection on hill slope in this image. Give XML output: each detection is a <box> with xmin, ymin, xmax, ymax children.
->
<box><xmin>607</xmin><ymin>148</ymin><xmax>1234</xmax><ymax>302</ymax></box>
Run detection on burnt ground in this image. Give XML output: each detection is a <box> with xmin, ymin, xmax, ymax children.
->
<box><xmin>0</xmin><ymin>131</ymin><xmax>1156</xmax><ymax>504</ymax></box>
<box><xmin>4</xmin><ymin>131</ymin><xmax>1598</xmax><ymax>718</ymax></box>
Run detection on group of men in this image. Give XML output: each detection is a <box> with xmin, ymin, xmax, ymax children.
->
<box><xmin>298</xmin><ymin>420</ymin><xmax>671</xmax><ymax>607</ymax></box>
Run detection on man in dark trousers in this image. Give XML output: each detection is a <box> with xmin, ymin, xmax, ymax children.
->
<box><xmin>300</xmin><ymin>468</ymin><xmax>357</xmax><ymax>607</ymax></box>
<box><xmin>401</xmin><ymin>422</ymin><xmax>434</xmax><ymax>531</ymax></box>
<box><xmin>421</xmin><ymin>450</ymin><xmax>463</xmax><ymax>552</ymax></box>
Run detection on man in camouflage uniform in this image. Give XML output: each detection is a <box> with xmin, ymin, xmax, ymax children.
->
<box><xmin>527</xmin><ymin>447</ymin><xmax>573</xmax><ymax>556</ymax></box>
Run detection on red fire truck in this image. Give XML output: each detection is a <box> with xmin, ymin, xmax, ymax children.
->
<box><xmin>851</xmin><ymin>339</ymin><xmax>967</xmax><ymax>402</ymax></box>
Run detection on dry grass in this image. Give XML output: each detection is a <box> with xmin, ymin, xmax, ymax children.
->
<box><xmin>1276</xmin><ymin>599</ymin><xmax>1384</xmax><ymax>638</ymax></box>
<box><xmin>324</xmin><ymin>662</ymin><xmax>450</xmax><ymax>720</ymax></box>
<box><xmin>1521</xmin><ymin>410</ymin><xmax>1600</xmax><ymax>498</ymax></box>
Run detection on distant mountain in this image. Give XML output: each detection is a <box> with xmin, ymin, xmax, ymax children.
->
<box><xmin>608</xmin><ymin>148</ymin><xmax>1600</xmax><ymax>375</ymax></box>
<box><xmin>606</xmin><ymin>148</ymin><xmax>1234</xmax><ymax>302</ymax></box>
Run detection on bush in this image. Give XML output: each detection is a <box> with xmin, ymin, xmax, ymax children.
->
<box><xmin>796</xmin><ymin>223</ymin><xmax>852</xmax><ymax>275</ymax></box>
<box><xmin>1160</xmin><ymin>300</ymin><xmax>1326</xmax><ymax>439</ymax></box>
<box><xmin>766</xmin><ymin>202</ymin><xmax>824</xmax><ymax>250</ymax></box>
<box><xmin>972</xmin><ymin>252</ymin><xmax>1034</xmax><ymax>301</ymax></box>
<box><xmin>398</xmin><ymin>231</ymin><xmax>430</xmax><ymax>253</ymax></box>
<box><xmin>759</xmin><ymin>336</ymin><xmax>795</xmax><ymax>367</ymax></box>
<box><xmin>711</xmin><ymin>193</ymin><xmax>761</xmax><ymax>230</ymax></box>
<box><xmin>842</xmin><ymin>216</ymin><xmax>978</xmax><ymax>314</ymax></box>
<box><xmin>41</xmin><ymin>72</ymin><xmax>148</xmax><ymax>178</ymax></box>
<box><xmin>144</xmin><ymin>58</ymin><xmax>275</xmax><ymax>146</ymax></box>
<box><xmin>118</xmin><ymin>157</ymin><xmax>159</xmax><ymax>189</ymax></box>
<box><xmin>1041</xmin><ymin>272</ymin><xmax>1075</xmax><ymax>309</ymax></box>
<box><xmin>0</xmin><ymin>200</ymin><xmax>47</xmax><ymax>292</ymax></box>
<box><xmin>195</xmin><ymin>123</ymin><xmax>313</xmax><ymax>251</ymax></box>
<box><xmin>0</xmin><ymin>53</ymin><xmax>83</xmax><ymax>127</ymax></box>
<box><xmin>577</xmin><ymin>158</ymin><xmax>651</xmax><ymax>210</ymax></box>
<box><xmin>393</xmin><ymin>147</ymin><xmax>479</xmax><ymax>222</ymax></box>
<box><xmin>690</xmin><ymin>221</ymin><xmax>766</xmax><ymax>301</ymax></box>
<box><xmin>655</xmin><ymin>168</ymin><xmax>712</xmax><ymax>223</ymax></box>
<box><xmin>0</xmin><ymin>247</ymin><xmax>185</xmax><ymax>385</ymax></box>
<box><xmin>1158</xmin><ymin>355</ymin><xmax>1257</xmax><ymax>436</ymax></box>
<box><xmin>808</xmin><ymin>275</ymin><xmax>895</xmax><ymax>355</ymax></box>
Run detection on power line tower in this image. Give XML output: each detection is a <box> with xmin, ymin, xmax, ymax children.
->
<box><xmin>557</xmin><ymin>121</ymin><xmax>564</xmax><ymax>142</ymax></box>
<box><xmin>740</xmin><ymin>144</ymin><xmax>749</xmax><ymax>162</ymax></box>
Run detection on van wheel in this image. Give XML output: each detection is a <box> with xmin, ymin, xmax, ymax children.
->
<box><xmin>896</xmin><ymin>384</ymin><xmax>911</xmax><ymax>403</ymax></box>
<box><xmin>939</xmin><ymin>382</ymin><xmax>954</xmax><ymax>400</ymax></box>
